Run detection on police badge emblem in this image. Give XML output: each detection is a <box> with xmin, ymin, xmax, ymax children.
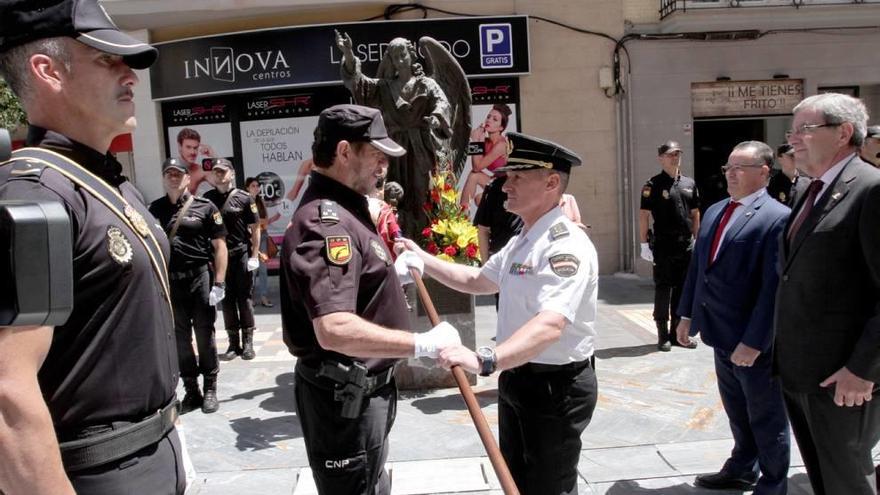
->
<box><xmin>213</xmin><ymin>211</ymin><xmax>223</xmax><ymax>225</ymax></box>
<box><xmin>662</xmin><ymin>190</ymin><xmax>670</xmax><ymax>199</ymax></box>
<box><xmin>107</xmin><ymin>226</ymin><xmax>133</xmax><ymax>265</ymax></box>
<box><xmin>124</xmin><ymin>205</ymin><xmax>151</xmax><ymax>237</ymax></box>
<box><xmin>370</xmin><ymin>239</ymin><xmax>391</xmax><ymax>265</ymax></box>
<box><xmin>326</xmin><ymin>236</ymin><xmax>353</xmax><ymax>265</ymax></box>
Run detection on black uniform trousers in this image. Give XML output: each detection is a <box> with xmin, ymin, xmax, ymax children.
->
<box><xmin>68</xmin><ymin>428</ymin><xmax>186</xmax><ymax>495</ymax></box>
<box><xmin>498</xmin><ymin>361</ymin><xmax>597</xmax><ymax>495</ymax></box>
<box><xmin>713</xmin><ymin>349</ymin><xmax>790</xmax><ymax>495</ymax></box>
<box><xmin>170</xmin><ymin>268</ymin><xmax>219</xmax><ymax>379</ymax></box>
<box><xmin>783</xmin><ymin>387</ymin><xmax>880</xmax><ymax>495</ymax></box>
<box><xmin>652</xmin><ymin>243</ymin><xmax>691</xmax><ymax>325</ymax></box>
<box><xmin>294</xmin><ymin>364</ymin><xmax>396</xmax><ymax>495</ymax></box>
<box><xmin>222</xmin><ymin>248</ymin><xmax>255</xmax><ymax>331</ymax></box>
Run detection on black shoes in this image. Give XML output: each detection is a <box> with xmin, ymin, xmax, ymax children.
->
<box><xmin>180</xmin><ymin>378</ymin><xmax>203</xmax><ymax>414</ymax></box>
<box><xmin>241</xmin><ymin>328</ymin><xmax>256</xmax><ymax>361</ymax></box>
<box><xmin>672</xmin><ymin>338</ymin><xmax>698</xmax><ymax>349</ymax></box>
<box><xmin>220</xmin><ymin>329</ymin><xmax>242</xmax><ymax>361</ymax></box>
<box><xmin>694</xmin><ymin>471</ymin><xmax>757</xmax><ymax>490</ymax></box>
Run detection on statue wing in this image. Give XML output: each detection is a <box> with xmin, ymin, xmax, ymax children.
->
<box><xmin>419</xmin><ymin>36</ymin><xmax>472</xmax><ymax>177</ymax></box>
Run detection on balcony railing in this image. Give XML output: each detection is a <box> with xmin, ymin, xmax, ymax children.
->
<box><xmin>660</xmin><ymin>0</ymin><xmax>880</xmax><ymax>19</ymax></box>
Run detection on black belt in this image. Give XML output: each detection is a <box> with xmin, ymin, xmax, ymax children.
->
<box><xmin>512</xmin><ymin>358</ymin><xmax>592</xmax><ymax>375</ymax></box>
<box><xmin>58</xmin><ymin>400</ymin><xmax>178</xmax><ymax>472</ymax></box>
<box><xmin>296</xmin><ymin>360</ymin><xmax>395</xmax><ymax>396</ymax></box>
<box><xmin>168</xmin><ymin>264</ymin><xmax>208</xmax><ymax>280</ymax></box>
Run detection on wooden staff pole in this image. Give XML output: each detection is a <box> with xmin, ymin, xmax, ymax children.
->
<box><xmin>409</xmin><ymin>268</ymin><xmax>520</xmax><ymax>495</ymax></box>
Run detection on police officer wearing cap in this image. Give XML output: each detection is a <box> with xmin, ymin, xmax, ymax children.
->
<box><xmin>149</xmin><ymin>158</ymin><xmax>228</xmax><ymax>414</ymax></box>
<box><xmin>638</xmin><ymin>140</ymin><xmax>701</xmax><ymax>352</ymax></box>
<box><xmin>204</xmin><ymin>159</ymin><xmax>261</xmax><ymax>361</ymax></box>
<box><xmin>0</xmin><ymin>1</ymin><xmax>184</xmax><ymax>493</ymax></box>
<box><xmin>400</xmin><ymin>132</ymin><xmax>599</xmax><ymax>495</ymax></box>
<box><xmin>767</xmin><ymin>143</ymin><xmax>809</xmax><ymax>206</ymax></box>
<box><xmin>281</xmin><ymin>104</ymin><xmax>461</xmax><ymax>495</ymax></box>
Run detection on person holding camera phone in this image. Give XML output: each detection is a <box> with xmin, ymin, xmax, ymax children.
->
<box><xmin>175</xmin><ymin>127</ymin><xmax>217</xmax><ymax>195</ymax></box>
<box><xmin>204</xmin><ymin>159</ymin><xmax>261</xmax><ymax>361</ymax></box>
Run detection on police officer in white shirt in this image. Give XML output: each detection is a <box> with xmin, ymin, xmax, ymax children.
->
<box><xmin>397</xmin><ymin>132</ymin><xmax>598</xmax><ymax>495</ymax></box>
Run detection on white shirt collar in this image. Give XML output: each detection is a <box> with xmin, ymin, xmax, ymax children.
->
<box><xmin>818</xmin><ymin>152</ymin><xmax>856</xmax><ymax>185</ymax></box>
<box><xmin>731</xmin><ymin>187</ymin><xmax>765</xmax><ymax>208</ymax></box>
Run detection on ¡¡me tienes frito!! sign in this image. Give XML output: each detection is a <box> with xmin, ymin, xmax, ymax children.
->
<box><xmin>691</xmin><ymin>79</ymin><xmax>804</xmax><ymax>118</ymax></box>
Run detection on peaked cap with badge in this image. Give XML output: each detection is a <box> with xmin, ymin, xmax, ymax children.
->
<box><xmin>495</xmin><ymin>132</ymin><xmax>582</xmax><ymax>174</ymax></box>
<box><xmin>314</xmin><ymin>104</ymin><xmax>406</xmax><ymax>158</ymax></box>
<box><xmin>0</xmin><ymin>0</ymin><xmax>158</xmax><ymax>69</ymax></box>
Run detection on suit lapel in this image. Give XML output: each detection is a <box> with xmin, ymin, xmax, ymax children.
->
<box><xmin>784</xmin><ymin>156</ymin><xmax>857</xmax><ymax>270</ymax></box>
<box><xmin>713</xmin><ymin>194</ymin><xmax>764</xmax><ymax>265</ymax></box>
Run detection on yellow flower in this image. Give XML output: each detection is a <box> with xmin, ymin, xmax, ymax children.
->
<box><xmin>437</xmin><ymin>253</ymin><xmax>454</xmax><ymax>262</ymax></box>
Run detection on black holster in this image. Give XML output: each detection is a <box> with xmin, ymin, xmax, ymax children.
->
<box><xmin>300</xmin><ymin>360</ymin><xmax>395</xmax><ymax>419</ymax></box>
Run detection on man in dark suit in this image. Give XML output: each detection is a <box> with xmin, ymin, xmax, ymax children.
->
<box><xmin>677</xmin><ymin>141</ymin><xmax>791</xmax><ymax>494</ymax></box>
<box><xmin>775</xmin><ymin>93</ymin><xmax>880</xmax><ymax>495</ymax></box>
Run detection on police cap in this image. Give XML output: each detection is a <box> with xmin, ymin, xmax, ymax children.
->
<box><xmin>314</xmin><ymin>104</ymin><xmax>405</xmax><ymax>157</ymax></box>
<box><xmin>657</xmin><ymin>140</ymin><xmax>682</xmax><ymax>155</ymax></box>
<box><xmin>162</xmin><ymin>157</ymin><xmax>187</xmax><ymax>174</ymax></box>
<box><xmin>0</xmin><ymin>0</ymin><xmax>158</xmax><ymax>70</ymax></box>
<box><xmin>494</xmin><ymin>132</ymin><xmax>582</xmax><ymax>174</ymax></box>
<box><xmin>212</xmin><ymin>158</ymin><xmax>233</xmax><ymax>171</ymax></box>
<box><xmin>867</xmin><ymin>125</ymin><xmax>880</xmax><ymax>140</ymax></box>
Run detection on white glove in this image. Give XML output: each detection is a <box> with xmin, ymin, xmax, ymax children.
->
<box><xmin>413</xmin><ymin>321</ymin><xmax>461</xmax><ymax>358</ymax></box>
<box><xmin>209</xmin><ymin>285</ymin><xmax>225</xmax><ymax>306</ymax></box>
<box><xmin>394</xmin><ymin>250</ymin><xmax>424</xmax><ymax>285</ymax></box>
<box><xmin>247</xmin><ymin>257</ymin><xmax>260</xmax><ymax>272</ymax></box>
<box><xmin>639</xmin><ymin>242</ymin><xmax>654</xmax><ymax>262</ymax></box>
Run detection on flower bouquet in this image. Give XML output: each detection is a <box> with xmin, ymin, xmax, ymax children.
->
<box><xmin>420</xmin><ymin>171</ymin><xmax>480</xmax><ymax>266</ymax></box>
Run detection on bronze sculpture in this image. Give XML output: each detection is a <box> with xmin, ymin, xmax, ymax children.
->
<box><xmin>335</xmin><ymin>31</ymin><xmax>471</xmax><ymax>237</ymax></box>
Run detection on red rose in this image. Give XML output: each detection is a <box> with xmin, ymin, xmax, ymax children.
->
<box><xmin>443</xmin><ymin>245</ymin><xmax>458</xmax><ymax>257</ymax></box>
<box><xmin>443</xmin><ymin>183</ymin><xmax>453</xmax><ymax>191</ymax></box>
<box><xmin>431</xmin><ymin>190</ymin><xmax>441</xmax><ymax>203</ymax></box>
<box><xmin>427</xmin><ymin>242</ymin><xmax>439</xmax><ymax>254</ymax></box>
<box><xmin>422</xmin><ymin>227</ymin><xmax>433</xmax><ymax>238</ymax></box>
<box><xmin>423</xmin><ymin>202</ymin><xmax>433</xmax><ymax>212</ymax></box>
<box><xmin>465</xmin><ymin>244</ymin><xmax>478</xmax><ymax>258</ymax></box>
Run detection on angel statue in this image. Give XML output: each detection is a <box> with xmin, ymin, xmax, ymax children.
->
<box><xmin>335</xmin><ymin>30</ymin><xmax>471</xmax><ymax>237</ymax></box>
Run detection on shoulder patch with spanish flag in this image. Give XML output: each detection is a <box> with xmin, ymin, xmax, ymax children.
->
<box><xmin>250</xmin><ymin>202</ymin><xmax>258</xmax><ymax>214</ymax></box>
<box><xmin>212</xmin><ymin>211</ymin><xmax>223</xmax><ymax>225</ymax></box>
<box><xmin>326</xmin><ymin>235</ymin><xmax>353</xmax><ymax>265</ymax></box>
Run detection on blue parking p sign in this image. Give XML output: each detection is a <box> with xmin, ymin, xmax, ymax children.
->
<box><xmin>479</xmin><ymin>24</ymin><xmax>513</xmax><ymax>69</ymax></box>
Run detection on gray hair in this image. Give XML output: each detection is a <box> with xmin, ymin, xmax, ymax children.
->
<box><xmin>0</xmin><ymin>37</ymin><xmax>72</xmax><ymax>105</ymax></box>
<box><xmin>732</xmin><ymin>140</ymin><xmax>774</xmax><ymax>166</ymax></box>
<box><xmin>793</xmin><ymin>93</ymin><xmax>869</xmax><ymax>148</ymax></box>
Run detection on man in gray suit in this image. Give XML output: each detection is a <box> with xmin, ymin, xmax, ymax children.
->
<box><xmin>775</xmin><ymin>93</ymin><xmax>880</xmax><ymax>495</ymax></box>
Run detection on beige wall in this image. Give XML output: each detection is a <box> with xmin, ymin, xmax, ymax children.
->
<box><xmin>136</xmin><ymin>0</ymin><xmax>626</xmax><ymax>273</ymax></box>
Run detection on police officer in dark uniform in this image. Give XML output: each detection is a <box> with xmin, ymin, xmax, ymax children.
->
<box><xmin>0</xmin><ymin>1</ymin><xmax>184</xmax><ymax>493</ymax></box>
<box><xmin>149</xmin><ymin>158</ymin><xmax>228</xmax><ymax>414</ymax></box>
<box><xmin>281</xmin><ymin>104</ymin><xmax>461</xmax><ymax>495</ymax></box>
<box><xmin>204</xmin><ymin>160</ymin><xmax>261</xmax><ymax>361</ymax></box>
<box><xmin>639</xmin><ymin>140</ymin><xmax>701</xmax><ymax>352</ymax></box>
<box><xmin>767</xmin><ymin>143</ymin><xmax>808</xmax><ymax>206</ymax></box>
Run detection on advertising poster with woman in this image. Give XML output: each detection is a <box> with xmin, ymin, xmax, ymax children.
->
<box><xmin>457</xmin><ymin>78</ymin><xmax>520</xmax><ymax>215</ymax></box>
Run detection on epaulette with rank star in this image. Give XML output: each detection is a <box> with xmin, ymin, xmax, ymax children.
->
<box><xmin>319</xmin><ymin>200</ymin><xmax>340</xmax><ymax>224</ymax></box>
<box><xmin>549</xmin><ymin>222</ymin><xmax>569</xmax><ymax>241</ymax></box>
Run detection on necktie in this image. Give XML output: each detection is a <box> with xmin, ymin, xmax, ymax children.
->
<box><xmin>787</xmin><ymin>179</ymin><xmax>824</xmax><ymax>242</ymax></box>
<box><xmin>709</xmin><ymin>201</ymin><xmax>740</xmax><ymax>265</ymax></box>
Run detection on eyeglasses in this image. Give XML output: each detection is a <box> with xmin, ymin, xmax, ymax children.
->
<box><xmin>786</xmin><ymin>123</ymin><xmax>840</xmax><ymax>138</ymax></box>
<box><xmin>721</xmin><ymin>163</ymin><xmax>765</xmax><ymax>173</ymax></box>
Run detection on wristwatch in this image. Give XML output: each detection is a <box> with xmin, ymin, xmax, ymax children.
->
<box><xmin>476</xmin><ymin>346</ymin><xmax>497</xmax><ymax>377</ymax></box>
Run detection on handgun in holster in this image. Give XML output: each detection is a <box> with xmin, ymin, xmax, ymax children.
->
<box><xmin>318</xmin><ymin>360</ymin><xmax>369</xmax><ymax>419</ymax></box>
